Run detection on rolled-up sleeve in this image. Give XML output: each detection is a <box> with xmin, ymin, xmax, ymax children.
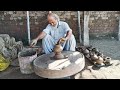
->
<box><xmin>43</xmin><ymin>25</ymin><xmax>50</xmax><ymax>35</ymax></box>
<box><xmin>64</xmin><ymin>22</ymin><xmax>72</xmax><ymax>32</ymax></box>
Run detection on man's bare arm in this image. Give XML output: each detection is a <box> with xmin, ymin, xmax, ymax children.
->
<box><xmin>36</xmin><ymin>31</ymin><xmax>47</xmax><ymax>41</ymax></box>
<box><xmin>30</xmin><ymin>31</ymin><xmax>47</xmax><ymax>46</ymax></box>
<box><xmin>60</xmin><ymin>30</ymin><xmax>72</xmax><ymax>43</ymax></box>
<box><xmin>65</xmin><ymin>30</ymin><xmax>72</xmax><ymax>40</ymax></box>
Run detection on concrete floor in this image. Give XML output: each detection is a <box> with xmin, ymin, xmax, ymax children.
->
<box><xmin>1</xmin><ymin>38</ymin><xmax>120</xmax><ymax>79</ymax></box>
<box><xmin>0</xmin><ymin>66</ymin><xmax>42</xmax><ymax>79</ymax></box>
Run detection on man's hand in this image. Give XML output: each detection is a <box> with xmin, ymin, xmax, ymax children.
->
<box><xmin>30</xmin><ymin>39</ymin><xmax>38</xmax><ymax>47</ymax></box>
<box><xmin>59</xmin><ymin>37</ymin><xmax>67</xmax><ymax>44</ymax></box>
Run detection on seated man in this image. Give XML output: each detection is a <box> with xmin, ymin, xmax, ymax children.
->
<box><xmin>30</xmin><ymin>12</ymin><xmax>76</xmax><ymax>54</ymax></box>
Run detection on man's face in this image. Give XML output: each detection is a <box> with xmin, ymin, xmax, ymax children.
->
<box><xmin>47</xmin><ymin>16</ymin><xmax>57</xmax><ymax>27</ymax></box>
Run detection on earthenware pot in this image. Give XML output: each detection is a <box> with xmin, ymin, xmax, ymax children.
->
<box><xmin>104</xmin><ymin>57</ymin><xmax>111</xmax><ymax>63</ymax></box>
<box><xmin>83</xmin><ymin>49</ymin><xmax>89</xmax><ymax>55</ymax></box>
<box><xmin>86</xmin><ymin>45</ymin><xmax>93</xmax><ymax>51</ymax></box>
<box><xmin>90</xmin><ymin>53</ymin><xmax>98</xmax><ymax>61</ymax></box>
<box><xmin>96</xmin><ymin>56</ymin><xmax>104</xmax><ymax>64</ymax></box>
<box><xmin>53</xmin><ymin>44</ymin><xmax>63</xmax><ymax>53</ymax></box>
<box><xmin>53</xmin><ymin>44</ymin><xmax>64</xmax><ymax>59</ymax></box>
<box><xmin>92</xmin><ymin>48</ymin><xmax>99</xmax><ymax>54</ymax></box>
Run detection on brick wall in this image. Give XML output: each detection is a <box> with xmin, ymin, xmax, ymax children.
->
<box><xmin>0</xmin><ymin>11</ymin><xmax>79</xmax><ymax>44</ymax></box>
<box><xmin>0</xmin><ymin>11</ymin><xmax>120</xmax><ymax>45</ymax></box>
<box><xmin>89</xmin><ymin>11</ymin><xmax>120</xmax><ymax>38</ymax></box>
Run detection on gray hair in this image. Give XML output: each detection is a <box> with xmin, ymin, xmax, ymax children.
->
<box><xmin>48</xmin><ymin>13</ymin><xmax>60</xmax><ymax>21</ymax></box>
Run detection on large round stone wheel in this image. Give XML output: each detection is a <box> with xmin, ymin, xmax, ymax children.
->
<box><xmin>33</xmin><ymin>51</ymin><xmax>85</xmax><ymax>79</ymax></box>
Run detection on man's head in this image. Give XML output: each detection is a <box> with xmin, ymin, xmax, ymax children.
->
<box><xmin>47</xmin><ymin>13</ymin><xmax>60</xmax><ymax>27</ymax></box>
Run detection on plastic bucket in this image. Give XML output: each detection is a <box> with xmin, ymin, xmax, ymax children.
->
<box><xmin>18</xmin><ymin>48</ymin><xmax>37</xmax><ymax>74</ymax></box>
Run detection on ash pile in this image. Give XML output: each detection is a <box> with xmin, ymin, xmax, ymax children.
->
<box><xmin>0</xmin><ymin>34</ymin><xmax>23</xmax><ymax>61</ymax></box>
<box><xmin>76</xmin><ymin>45</ymin><xmax>112</xmax><ymax>67</ymax></box>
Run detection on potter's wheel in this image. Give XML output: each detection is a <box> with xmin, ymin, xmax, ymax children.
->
<box><xmin>33</xmin><ymin>51</ymin><xmax>85</xmax><ymax>79</ymax></box>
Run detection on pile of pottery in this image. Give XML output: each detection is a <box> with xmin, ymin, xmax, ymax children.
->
<box><xmin>76</xmin><ymin>45</ymin><xmax>112</xmax><ymax>67</ymax></box>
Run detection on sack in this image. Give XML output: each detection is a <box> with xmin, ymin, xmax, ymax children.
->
<box><xmin>0</xmin><ymin>54</ymin><xmax>10</xmax><ymax>71</ymax></box>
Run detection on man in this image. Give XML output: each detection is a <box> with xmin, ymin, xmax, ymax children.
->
<box><xmin>30</xmin><ymin>12</ymin><xmax>76</xmax><ymax>54</ymax></box>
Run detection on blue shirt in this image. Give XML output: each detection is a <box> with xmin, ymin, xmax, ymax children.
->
<box><xmin>43</xmin><ymin>21</ymin><xmax>71</xmax><ymax>43</ymax></box>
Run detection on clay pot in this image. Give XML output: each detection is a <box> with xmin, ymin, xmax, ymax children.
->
<box><xmin>104</xmin><ymin>57</ymin><xmax>111</xmax><ymax>63</ymax></box>
<box><xmin>53</xmin><ymin>53</ymin><xmax>65</xmax><ymax>60</ymax></box>
<box><xmin>83</xmin><ymin>49</ymin><xmax>89</xmax><ymax>55</ymax></box>
<box><xmin>75</xmin><ymin>47</ymin><xmax>79</xmax><ymax>51</ymax></box>
<box><xmin>86</xmin><ymin>45</ymin><xmax>93</xmax><ymax>51</ymax></box>
<box><xmin>53</xmin><ymin>44</ymin><xmax>63</xmax><ymax>53</ymax></box>
<box><xmin>96</xmin><ymin>56</ymin><xmax>104</xmax><ymax>64</ymax></box>
<box><xmin>92</xmin><ymin>48</ymin><xmax>99</xmax><ymax>54</ymax></box>
<box><xmin>76</xmin><ymin>47</ymin><xmax>82</xmax><ymax>52</ymax></box>
<box><xmin>97</xmin><ymin>52</ymin><xmax>104</xmax><ymax>57</ymax></box>
<box><xmin>90</xmin><ymin>53</ymin><xmax>98</xmax><ymax>61</ymax></box>
<box><xmin>85</xmin><ymin>54</ymin><xmax>90</xmax><ymax>59</ymax></box>
<box><xmin>53</xmin><ymin>44</ymin><xmax>64</xmax><ymax>59</ymax></box>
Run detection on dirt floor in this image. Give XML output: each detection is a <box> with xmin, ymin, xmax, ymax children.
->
<box><xmin>1</xmin><ymin>38</ymin><xmax>120</xmax><ymax>79</ymax></box>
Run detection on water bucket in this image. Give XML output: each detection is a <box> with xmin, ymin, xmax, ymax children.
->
<box><xmin>18</xmin><ymin>48</ymin><xmax>37</xmax><ymax>74</ymax></box>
